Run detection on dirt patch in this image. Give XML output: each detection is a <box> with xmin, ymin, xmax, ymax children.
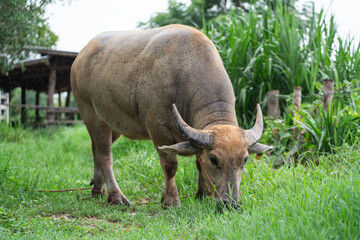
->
<box><xmin>47</xmin><ymin>214</ymin><xmax>115</xmax><ymax>224</ymax></box>
<box><xmin>49</xmin><ymin>214</ymin><xmax>72</xmax><ymax>222</ymax></box>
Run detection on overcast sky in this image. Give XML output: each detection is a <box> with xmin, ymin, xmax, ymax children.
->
<box><xmin>45</xmin><ymin>0</ymin><xmax>360</xmax><ymax>52</ymax></box>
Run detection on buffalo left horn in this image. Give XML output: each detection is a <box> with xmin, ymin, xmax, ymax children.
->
<box><xmin>245</xmin><ymin>104</ymin><xmax>264</xmax><ymax>146</ymax></box>
<box><xmin>172</xmin><ymin>104</ymin><xmax>213</xmax><ymax>147</ymax></box>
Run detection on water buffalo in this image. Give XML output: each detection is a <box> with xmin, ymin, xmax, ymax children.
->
<box><xmin>70</xmin><ymin>24</ymin><xmax>272</xmax><ymax>208</ymax></box>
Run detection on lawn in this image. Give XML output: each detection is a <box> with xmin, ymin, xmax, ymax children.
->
<box><xmin>0</xmin><ymin>124</ymin><xmax>359</xmax><ymax>239</ymax></box>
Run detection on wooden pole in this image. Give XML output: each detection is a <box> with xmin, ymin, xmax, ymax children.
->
<box><xmin>323</xmin><ymin>79</ymin><xmax>334</xmax><ymax>111</ymax></box>
<box><xmin>65</xmin><ymin>90</ymin><xmax>72</xmax><ymax>120</ymax></box>
<box><xmin>35</xmin><ymin>91</ymin><xmax>40</xmax><ymax>125</ymax></box>
<box><xmin>47</xmin><ymin>65</ymin><xmax>56</xmax><ymax>123</ymax></box>
<box><xmin>57</xmin><ymin>91</ymin><xmax>62</xmax><ymax>121</ymax></box>
<box><xmin>58</xmin><ymin>91</ymin><xmax>62</xmax><ymax>107</ymax></box>
<box><xmin>293</xmin><ymin>86</ymin><xmax>302</xmax><ymax>109</ymax></box>
<box><xmin>267</xmin><ymin>90</ymin><xmax>280</xmax><ymax>119</ymax></box>
<box><xmin>65</xmin><ymin>90</ymin><xmax>71</xmax><ymax>107</ymax></box>
<box><xmin>21</xmin><ymin>87</ymin><xmax>27</xmax><ymax>124</ymax></box>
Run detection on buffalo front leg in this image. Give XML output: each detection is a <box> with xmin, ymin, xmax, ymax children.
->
<box><xmin>157</xmin><ymin>151</ymin><xmax>180</xmax><ymax>207</ymax></box>
<box><xmin>90</xmin><ymin>124</ymin><xmax>130</xmax><ymax>205</ymax></box>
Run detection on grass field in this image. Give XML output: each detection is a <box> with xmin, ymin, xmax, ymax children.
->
<box><xmin>0</xmin><ymin>123</ymin><xmax>359</xmax><ymax>239</ymax></box>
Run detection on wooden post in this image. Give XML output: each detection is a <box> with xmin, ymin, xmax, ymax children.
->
<box><xmin>58</xmin><ymin>92</ymin><xmax>62</xmax><ymax>107</ymax></box>
<box><xmin>47</xmin><ymin>65</ymin><xmax>56</xmax><ymax>123</ymax></box>
<box><xmin>65</xmin><ymin>90</ymin><xmax>71</xmax><ymax>107</ymax></box>
<box><xmin>57</xmin><ymin>91</ymin><xmax>62</xmax><ymax>121</ymax></box>
<box><xmin>65</xmin><ymin>90</ymin><xmax>73</xmax><ymax>120</ymax></box>
<box><xmin>21</xmin><ymin>87</ymin><xmax>27</xmax><ymax>124</ymax></box>
<box><xmin>293</xmin><ymin>86</ymin><xmax>302</xmax><ymax>109</ymax></box>
<box><xmin>267</xmin><ymin>90</ymin><xmax>280</xmax><ymax>119</ymax></box>
<box><xmin>323</xmin><ymin>79</ymin><xmax>334</xmax><ymax>111</ymax></box>
<box><xmin>35</xmin><ymin>91</ymin><xmax>40</xmax><ymax>125</ymax></box>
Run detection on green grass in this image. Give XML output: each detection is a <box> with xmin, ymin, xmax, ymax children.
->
<box><xmin>0</xmin><ymin>123</ymin><xmax>359</xmax><ymax>239</ymax></box>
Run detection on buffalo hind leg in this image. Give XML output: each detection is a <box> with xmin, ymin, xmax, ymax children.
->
<box><xmin>90</xmin><ymin>140</ymin><xmax>106</xmax><ymax>196</ymax></box>
<box><xmin>89</xmin><ymin>122</ymin><xmax>130</xmax><ymax>205</ymax></box>
<box><xmin>157</xmin><ymin>150</ymin><xmax>180</xmax><ymax>207</ymax></box>
<box><xmin>72</xmin><ymin>79</ymin><xmax>128</xmax><ymax>204</ymax></box>
<box><xmin>90</xmin><ymin>131</ymin><xmax>122</xmax><ymax>196</ymax></box>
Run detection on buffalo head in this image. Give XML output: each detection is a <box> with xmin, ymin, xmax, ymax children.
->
<box><xmin>159</xmin><ymin>104</ymin><xmax>272</xmax><ymax>209</ymax></box>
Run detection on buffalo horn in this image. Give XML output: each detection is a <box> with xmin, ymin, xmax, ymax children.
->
<box><xmin>245</xmin><ymin>104</ymin><xmax>264</xmax><ymax>146</ymax></box>
<box><xmin>172</xmin><ymin>104</ymin><xmax>213</xmax><ymax>147</ymax></box>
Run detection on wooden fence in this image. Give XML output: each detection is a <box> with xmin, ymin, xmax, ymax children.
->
<box><xmin>10</xmin><ymin>104</ymin><xmax>81</xmax><ymax>125</ymax></box>
<box><xmin>1</xmin><ymin>100</ymin><xmax>81</xmax><ymax>126</ymax></box>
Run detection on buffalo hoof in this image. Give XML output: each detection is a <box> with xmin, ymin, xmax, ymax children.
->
<box><xmin>161</xmin><ymin>196</ymin><xmax>181</xmax><ymax>208</ymax></box>
<box><xmin>108</xmin><ymin>195</ymin><xmax>131</xmax><ymax>206</ymax></box>
<box><xmin>195</xmin><ymin>194</ymin><xmax>204</xmax><ymax>200</ymax></box>
<box><xmin>90</xmin><ymin>178</ymin><xmax>106</xmax><ymax>198</ymax></box>
<box><xmin>91</xmin><ymin>188</ymin><xmax>106</xmax><ymax>197</ymax></box>
<box><xmin>195</xmin><ymin>191</ymin><xmax>210</xmax><ymax>200</ymax></box>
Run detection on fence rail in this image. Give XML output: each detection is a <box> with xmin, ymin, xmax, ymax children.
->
<box><xmin>6</xmin><ymin>103</ymin><xmax>79</xmax><ymax>113</ymax></box>
<box><xmin>2</xmin><ymin>102</ymin><xmax>81</xmax><ymax>126</ymax></box>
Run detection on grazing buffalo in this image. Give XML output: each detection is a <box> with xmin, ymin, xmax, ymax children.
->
<box><xmin>70</xmin><ymin>24</ymin><xmax>272</xmax><ymax>208</ymax></box>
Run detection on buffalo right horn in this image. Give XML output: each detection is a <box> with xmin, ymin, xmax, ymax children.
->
<box><xmin>172</xmin><ymin>104</ymin><xmax>213</xmax><ymax>147</ymax></box>
<box><xmin>244</xmin><ymin>104</ymin><xmax>264</xmax><ymax>146</ymax></box>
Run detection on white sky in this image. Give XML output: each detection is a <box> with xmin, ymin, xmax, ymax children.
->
<box><xmin>46</xmin><ymin>0</ymin><xmax>360</xmax><ymax>52</ymax></box>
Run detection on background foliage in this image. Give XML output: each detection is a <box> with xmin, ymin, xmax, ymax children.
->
<box><xmin>0</xmin><ymin>0</ymin><xmax>60</xmax><ymax>74</ymax></box>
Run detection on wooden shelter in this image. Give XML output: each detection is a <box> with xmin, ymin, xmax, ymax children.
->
<box><xmin>0</xmin><ymin>48</ymin><xmax>80</xmax><ymax>125</ymax></box>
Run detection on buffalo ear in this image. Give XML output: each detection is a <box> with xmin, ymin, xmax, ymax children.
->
<box><xmin>158</xmin><ymin>141</ymin><xmax>200</xmax><ymax>156</ymax></box>
<box><xmin>248</xmin><ymin>143</ymin><xmax>273</xmax><ymax>154</ymax></box>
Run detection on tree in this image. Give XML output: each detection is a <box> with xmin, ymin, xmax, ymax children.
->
<box><xmin>138</xmin><ymin>0</ymin><xmax>297</xmax><ymax>29</ymax></box>
<box><xmin>0</xmin><ymin>0</ymin><xmax>60</xmax><ymax>75</ymax></box>
<box><xmin>138</xmin><ymin>0</ymin><xmax>237</xmax><ymax>29</ymax></box>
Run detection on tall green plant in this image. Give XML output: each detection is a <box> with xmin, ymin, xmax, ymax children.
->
<box><xmin>296</xmin><ymin>101</ymin><xmax>360</xmax><ymax>153</ymax></box>
<box><xmin>208</xmin><ymin>1</ymin><xmax>313</xmax><ymax>127</ymax></box>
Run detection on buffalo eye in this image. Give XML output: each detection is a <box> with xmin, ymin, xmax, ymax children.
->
<box><xmin>242</xmin><ymin>157</ymin><xmax>248</xmax><ymax>167</ymax></box>
<box><xmin>209</xmin><ymin>155</ymin><xmax>219</xmax><ymax>167</ymax></box>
